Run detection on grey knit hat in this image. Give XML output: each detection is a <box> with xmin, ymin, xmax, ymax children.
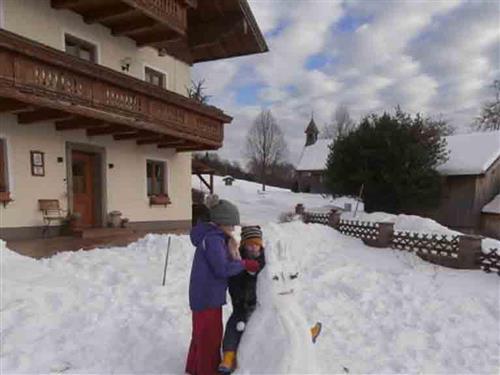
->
<box><xmin>205</xmin><ymin>194</ymin><xmax>240</xmax><ymax>226</ymax></box>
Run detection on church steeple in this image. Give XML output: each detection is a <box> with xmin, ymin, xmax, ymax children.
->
<box><xmin>305</xmin><ymin>114</ymin><xmax>319</xmax><ymax>146</ymax></box>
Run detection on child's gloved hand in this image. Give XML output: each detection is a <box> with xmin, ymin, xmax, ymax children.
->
<box><xmin>242</xmin><ymin>259</ymin><xmax>259</xmax><ymax>273</ymax></box>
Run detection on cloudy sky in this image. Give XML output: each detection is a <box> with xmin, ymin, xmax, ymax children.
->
<box><xmin>193</xmin><ymin>0</ymin><xmax>500</xmax><ymax>166</ymax></box>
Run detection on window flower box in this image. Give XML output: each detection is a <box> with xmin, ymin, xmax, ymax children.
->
<box><xmin>149</xmin><ymin>194</ymin><xmax>171</xmax><ymax>207</ymax></box>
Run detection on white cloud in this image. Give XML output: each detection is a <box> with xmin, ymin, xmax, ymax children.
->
<box><xmin>193</xmin><ymin>0</ymin><xmax>499</xmax><ymax>166</ymax></box>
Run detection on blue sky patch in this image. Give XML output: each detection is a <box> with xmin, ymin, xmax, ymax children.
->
<box><xmin>336</xmin><ymin>14</ymin><xmax>372</xmax><ymax>33</ymax></box>
<box><xmin>236</xmin><ymin>83</ymin><xmax>264</xmax><ymax>106</ymax></box>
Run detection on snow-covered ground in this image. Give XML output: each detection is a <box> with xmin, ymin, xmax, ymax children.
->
<box><xmin>1</xmin><ymin>177</ymin><xmax>499</xmax><ymax>374</ymax></box>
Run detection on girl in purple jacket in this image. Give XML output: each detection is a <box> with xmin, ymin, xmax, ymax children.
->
<box><xmin>185</xmin><ymin>195</ymin><xmax>259</xmax><ymax>375</ymax></box>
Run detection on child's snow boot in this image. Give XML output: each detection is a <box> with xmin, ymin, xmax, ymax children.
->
<box><xmin>218</xmin><ymin>351</ymin><xmax>236</xmax><ymax>374</ymax></box>
<box><xmin>310</xmin><ymin>322</ymin><xmax>322</xmax><ymax>343</ymax></box>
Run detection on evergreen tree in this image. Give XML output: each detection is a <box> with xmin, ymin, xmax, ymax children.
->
<box><xmin>325</xmin><ymin>108</ymin><xmax>448</xmax><ymax>213</ymax></box>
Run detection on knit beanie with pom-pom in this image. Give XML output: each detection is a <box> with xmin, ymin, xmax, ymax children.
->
<box><xmin>204</xmin><ymin>194</ymin><xmax>240</xmax><ymax>226</ymax></box>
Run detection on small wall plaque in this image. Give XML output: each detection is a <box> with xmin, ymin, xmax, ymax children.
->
<box><xmin>30</xmin><ymin>151</ymin><xmax>45</xmax><ymax>176</ymax></box>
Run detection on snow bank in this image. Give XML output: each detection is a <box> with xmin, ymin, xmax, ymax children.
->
<box><xmin>2</xmin><ymin>224</ymin><xmax>499</xmax><ymax>374</ymax></box>
<box><xmin>342</xmin><ymin>211</ymin><xmax>500</xmax><ymax>253</ymax></box>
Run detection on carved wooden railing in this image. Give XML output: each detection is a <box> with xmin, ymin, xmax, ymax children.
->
<box><xmin>0</xmin><ymin>30</ymin><xmax>230</xmax><ymax>147</ymax></box>
<box><xmin>122</xmin><ymin>0</ymin><xmax>191</xmax><ymax>34</ymax></box>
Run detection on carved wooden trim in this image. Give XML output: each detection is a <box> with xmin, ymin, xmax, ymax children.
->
<box><xmin>0</xmin><ymin>30</ymin><xmax>230</xmax><ymax>148</ymax></box>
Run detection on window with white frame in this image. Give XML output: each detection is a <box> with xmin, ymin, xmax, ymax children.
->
<box><xmin>146</xmin><ymin>159</ymin><xmax>167</xmax><ymax>196</ymax></box>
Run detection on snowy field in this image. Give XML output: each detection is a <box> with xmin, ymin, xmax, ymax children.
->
<box><xmin>1</xmin><ymin>177</ymin><xmax>499</xmax><ymax>374</ymax></box>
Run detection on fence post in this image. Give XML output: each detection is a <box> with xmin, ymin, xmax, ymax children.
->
<box><xmin>328</xmin><ymin>209</ymin><xmax>341</xmax><ymax>229</ymax></box>
<box><xmin>364</xmin><ymin>222</ymin><xmax>394</xmax><ymax>248</ymax></box>
<box><xmin>457</xmin><ymin>235</ymin><xmax>482</xmax><ymax>269</ymax></box>
<box><xmin>295</xmin><ymin>203</ymin><xmax>305</xmax><ymax>215</ymax></box>
<box><xmin>378</xmin><ymin>222</ymin><xmax>394</xmax><ymax>247</ymax></box>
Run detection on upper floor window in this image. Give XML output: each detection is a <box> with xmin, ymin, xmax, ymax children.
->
<box><xmin>0</xmin><ymin>138</ymin><xmax>9</xmax><ymax>192</ymax></box>
<box><xmin>65</xmin><ymin>34</ymin><xmax>97</xmax><ymax>63</ymax></box>
<box><xmin>147</xmin><ymin>159</ymin><xmax>167</xmax><ymax>196</ymax></box>
<box><xmin>145</xmin><ymin>67</ymin><xmax>166</xmax><ymax>88</ymax></box>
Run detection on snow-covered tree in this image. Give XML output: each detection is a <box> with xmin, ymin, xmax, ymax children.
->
<box><xmin>473</xmin><ymin>80</ymin><xmax>500</xmax><ymax>131</ymax></box>
<box><xmin>320</xmin><ymin>104</ymin><xmax>356</xmax><ymax>139</ymax></box>
<box><xmin>245</xmin><ymin>110</ymin><xmax>288</xmax><ymax>191</ymax></box>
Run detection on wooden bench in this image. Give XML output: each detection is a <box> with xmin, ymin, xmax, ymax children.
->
<box><xmin>38</xmin><ymin>199</ymin><xmax>66</xmax><ymax>237</ymax></box>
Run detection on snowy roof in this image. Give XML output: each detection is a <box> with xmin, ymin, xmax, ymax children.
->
<box><xmin>482</xmin><ymin>193</ymin><xmax>500</xmax><ymax>214</ymax></box>
<box><xmin>437</xmin><ymin>131</ymin><xmax>500</xmax><ymax>176</ymax></box>
<box><xmin>296</xmin><ymin>139</ymin><xmax>332</xmax><ymax>171</ymax></box>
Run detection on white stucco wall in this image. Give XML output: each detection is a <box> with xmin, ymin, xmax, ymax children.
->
<box><xmin>2</xmin><ymin>0</ymin><xmax>191</xmax><ymax>95</ymax></box>
<box><xmin>0</xmin><ymin>0</ymin><xmax>196</xmax><ymax>229</ymax></box>
<box><xmin>0</xmin><ymin>114</ymin><xmax>192</xmax><ymax>228</ymax></box>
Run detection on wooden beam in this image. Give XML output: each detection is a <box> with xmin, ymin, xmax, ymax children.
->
<box><xmin>83</xmin><ymin>4</ymin><xmax>134</xmax><ymax>24</ymax></box>
<box><xmin>113</xmin><ymin>131</ymin><xmax>154</xmax><ymax>140</ymax></box>
<box><xmin>87</xmin><ymin>125</ymin><xmax>132</xmax><ymax>136</ymax></box>
<box><xmin>55</xmin><ymin>118</ymin><xmax>105</xmax><ymax>130</ymax></box>
<box><xmin>196</xmin><ymin>173</ymin><xmax>212</xmax><ymax>192</ymax></box>
<box><xmin>0</xmin><ymin>98</ymin><xmax>32</xmax><ymax>113</ymax></box>
<box><xmin>157</xmin><ymin>140</ymin><xmax>187</xmax><ymax>148</ymax></box>
<box><xmin>188</xmin><ymin>13</ymin><xmax>242</xmax><ymax>48</ymax></box>
<box><xmin>18</xmin><ymin>108</ymin><xmax>70</xmax><ymax>124</ymax></box>
<box><xmin>50</xmin><ymin>0</ymin><xmax>80</xmax><ymax>9</ymax></box>
<box><xmin>137</xmin><ymin>136</ymin><xmax>170</xmax><ymax>145</ymax></box>
<box><xmin>135</xmin><ymin>30</ymin><xmax>178</xmax><ymax>47</ymax></box>
<box><xmin>112</xmin><ymin>18</ymin><xmax>156</xmax><ymax>36</ymax></box>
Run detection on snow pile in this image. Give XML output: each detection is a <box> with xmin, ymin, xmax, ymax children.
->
<box><xmin>438</xmin><ymin>131</ymin><xmax>500</xmax><ymax>175</ymax></box>
<box><xmin>483</xmin><ymin>193</ymin><xmax>500</xmax><ymax>214</ymax></box>
<box><xmin>192</xmin><ymin>174</ymin><xmax>338</xmax><ymax>224</ymax></box>
<box><xmin>3</xmin><ymin>223</ymin><xmax>499</xmax><ymax>374</ymax></box>
<box><xmin>1</xmin><ymin>235</ymin><xmax>193</xmax><ymax>374</ymax></box>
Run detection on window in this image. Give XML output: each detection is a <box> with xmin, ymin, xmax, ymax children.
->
<box><xmin>65</xmin><ymin>34</ymin><xmax>96</xmax><ymax>62</ymax></box>
<box><xmin>147</xmin><ymin>160</ymin><xmax>166</xmax><ymax>196</ymax></box>
<box><xmin>145</xmin><ymin>67</ymin><xmax>166</xmax><ymax>88</ymax></box>
<box><xmin>0</xmin><ymin>138</ymin><xmax>8</xmax><ymax>192</ymax></box>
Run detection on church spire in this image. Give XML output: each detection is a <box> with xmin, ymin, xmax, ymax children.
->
<box><xmin>305</xmin><ymin>113</ymin><xmax>319</xmax><ymax>146</ymax></box>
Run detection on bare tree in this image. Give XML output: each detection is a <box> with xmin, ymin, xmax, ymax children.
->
<box><xmin>320</xmin><ymin>104</ymin><xmax>356</xmax><ymax>139</ymax></box>
<box><xmin>472</xmin><ymin>80</ymin><xmax>500</xmax><ymax>131</ymax></box>
<box><xmin>245</xmin><ymin>109</ymin><xmax>288</xmax><ymax>191</ymax></box>
<box><xmin>186</xmin><ymin>79</ymin><xmax>211</xmax><ymax>104</ymax></box>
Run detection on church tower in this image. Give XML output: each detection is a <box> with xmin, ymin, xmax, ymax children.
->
<box><xmin>305</xmin><ymin>115</ymin><xmax>319</xmax><ymax>146</ymax></box>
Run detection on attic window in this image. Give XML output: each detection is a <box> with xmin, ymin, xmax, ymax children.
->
<box><xmin>145</xmin><ymin>67</ymin><xmax>166</xmax><ymax>88</ymax></box>
<box><xmin>65</xmin><ymin>34</ymin><xmax>97</xmax><ymax>63</ymax></box>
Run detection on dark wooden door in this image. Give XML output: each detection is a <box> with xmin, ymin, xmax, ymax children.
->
<box><xmin>72</xmin><ymin>151</ymin><xmax>95</xmax><ymax>227</ymax></box>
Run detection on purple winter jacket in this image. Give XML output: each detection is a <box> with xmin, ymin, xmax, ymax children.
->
<box><xmin>189</xmin><ymin>222</ymin><xmax>244</xmax><ymax>311</ymax></box>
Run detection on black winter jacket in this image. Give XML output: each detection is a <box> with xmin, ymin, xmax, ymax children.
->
<box><xmin>227</xmin><ymin>246</ymin><xmax>266</xmax><ymax>318</ymax></box>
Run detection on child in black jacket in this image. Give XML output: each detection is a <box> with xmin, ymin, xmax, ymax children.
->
<box><xmin>218</xmin><ymin>226</ymin><xmax>265</xmax><ymax>374</ymax></box>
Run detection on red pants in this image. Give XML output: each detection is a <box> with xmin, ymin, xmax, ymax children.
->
<box><xmin>185</xmin><ymin>307</ymin><xmax>223</xmax><ymax>375</ymax></box>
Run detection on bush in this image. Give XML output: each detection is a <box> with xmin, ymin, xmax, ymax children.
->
<box><xmin>325</xmin><ymin>108</ymin><xmax>448</xmax><ymax>213</ymax></box>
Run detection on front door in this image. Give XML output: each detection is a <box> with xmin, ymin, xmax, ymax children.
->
<box><xmin>72</xmin><ymin>150</ymin><xmax>95</xmax><ymax>227</ymax></box>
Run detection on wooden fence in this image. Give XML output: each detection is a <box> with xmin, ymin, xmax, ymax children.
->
<box><xmin>297</xmin><ymin>205</ymin><xmax>499</xmax><ymax>276</ymax></box>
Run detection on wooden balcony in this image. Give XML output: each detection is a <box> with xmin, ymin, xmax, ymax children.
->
<box><xmin>0</xmin><ymin>30</ymin><xmax>231</xmax><ymax>151</ymax></box>
<box><xmin>51</xmin><ymin>0</ymin><xmax>194</xmax><ymax>40</ymax></box>
<box><xmin>51</xmin><ymin>0</ymin><xmax>268</xmax><ymax>65</ymax></box>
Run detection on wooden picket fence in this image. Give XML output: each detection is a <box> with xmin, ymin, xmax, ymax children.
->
<box><xmin>298</xmin><ymin>205</ymin><xmax>499</xmax><ymax>276</ymax></box>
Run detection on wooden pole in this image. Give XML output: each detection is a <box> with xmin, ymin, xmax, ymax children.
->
<box><xmin>162</xmin><ymin>236</ymin><xmax>172</xmax><ymax>286</ymax></box>
<box><xmin>353</xmin><ymin>184</ymin><xmax>364</xmax><ymax>217</ymax></box>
